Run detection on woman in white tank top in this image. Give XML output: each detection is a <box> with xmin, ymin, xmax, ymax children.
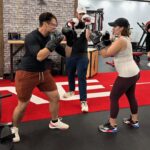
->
<box><xmin>98</xmin><ymin>18</ymin><xmax>140</xmax><ymax>133</ymax></box>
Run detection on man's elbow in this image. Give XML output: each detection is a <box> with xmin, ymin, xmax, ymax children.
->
<box><xmin>37</xmin><ymin>55</ymin><xmax>44</xmax><ymax>62</ymax></box>
<box><xmin>37</xmin><ymin>48</ymin><xmax>50</xmax><ymax>61</ymax></box>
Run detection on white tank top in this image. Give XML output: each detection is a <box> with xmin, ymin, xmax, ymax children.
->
<box><xmin>113</xmin><ymin>37</ymin><xmax>140</xmax><ymax>77</ymax></box>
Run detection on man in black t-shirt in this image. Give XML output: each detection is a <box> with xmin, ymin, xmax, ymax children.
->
<box><xmin>11</xmin><ymin>12</ymin><xmax>72</xmax><ymax>142</ymax></box>
<box><xmin>63</xmin><ymin>6</ymin><xmax>91</xmax><ymax>112</ymax></box>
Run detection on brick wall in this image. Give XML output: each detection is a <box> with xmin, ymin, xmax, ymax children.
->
<box><xmin>3</xmin><ymin>0</ymin><xmax>78</xmax><ymax>74</ymax></box>
<box><xmin>0</xmin><ymin>1</ymin><xmax>3</xmax><ymax>77</ymax></box>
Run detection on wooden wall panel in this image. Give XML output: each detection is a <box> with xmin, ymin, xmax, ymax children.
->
<box><xmin>86</xmin><ymin>49</ymin><xmax>98</xmax><ymax>78</ymax></box>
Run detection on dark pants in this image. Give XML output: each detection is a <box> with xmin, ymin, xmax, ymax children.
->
<box><xmin>66</xmin><ymin>55</ymin><xmax>89</xmax><ymax>101</ymax></box>
<box><xmin>110</xmin><ymin>73</ymin><xmax>140</xmax><ymax>118</ymax></box>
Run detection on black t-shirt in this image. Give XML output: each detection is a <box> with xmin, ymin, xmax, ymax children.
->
<box><xmin>146</xmin><ymin>37</ymin><xmax>150</xmax><ymax>51</ymax></box>
<box><xmin>71</xmin><ymin>21</ymin><xmax>88</xmax><ymax>56</ymax></box>
<box><xmin>146</xmin><ymin>24</ymin><xmax>150</xmax><ymax>50</ymax></box>
<box><xmin>17</xmin><ymin>29</ymin><xmax>50</xmax><ymax>72</ymax></box>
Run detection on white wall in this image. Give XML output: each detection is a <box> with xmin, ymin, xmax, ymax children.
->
<box><xmin>79</xmin><ymin>0</ymin><xmax>150</xmax><ymax>42</ymax></box>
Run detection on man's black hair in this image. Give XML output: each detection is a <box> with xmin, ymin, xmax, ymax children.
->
<box><xmin>39</xmin><ymin>12</ymin><xmax>57</xmax><ymax>26</ymax></box>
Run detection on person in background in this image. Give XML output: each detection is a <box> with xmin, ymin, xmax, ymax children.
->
<box><xmin>63</xmin><ymin>6</ymin><xmax>91</xmax><ymax>113</ymax></box>
<box><xmin>11</xmin><ymin>12</ymin><xmax>74</xmax><ymax>142</ymax></box>
<box><xmin>97</xmin><ymin>18</ymin><xmax>140</xmax><ymax>133</ymax></box>
<box><xmin>145</xmin><ymin>21</ymin><xmax>150</xmax><ymax>67</ymax></box>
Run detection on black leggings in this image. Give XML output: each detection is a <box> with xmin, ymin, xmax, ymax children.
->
<box><xmin>110</xmin><ymin>73</ymin><xmax>140</xmax><ymax>118</ymax></box>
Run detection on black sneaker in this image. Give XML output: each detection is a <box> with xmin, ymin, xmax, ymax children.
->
<box><xmin>98</xmin><ymin>122</ymin><xmax>118</xmax><ymax>133</ymax></box>
<box><xmin>123</xmin><ymin>117</ymin><xmax>139</xmax><ymax>128</ymax></box>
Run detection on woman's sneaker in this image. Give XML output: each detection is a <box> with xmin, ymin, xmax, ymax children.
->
<box><xmin>49</xmin><ymin>118</ymin><xmax>69</xmax><ymax>130</ymax></box>
<box><xmin>11</xmin><ymin>126</ymin><xmax>20</xmax><ymax>142</ymax></box>
<box><xmin>123</xmin><ymin>117</ymin><xmax>139</xmax><ymax>128</ymax></box>
<box><xmin>98</xmin><ymin>122</ymin><xmax>118</xmax><ymax>133</ymax></box>
<box><xmin>63</xmin><ymin>91</ymin><xmax>75</xmax><ymax>98</ymax></box>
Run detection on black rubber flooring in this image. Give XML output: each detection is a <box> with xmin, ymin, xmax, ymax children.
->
<box><xmin>1</xmin><ymin>106</ymin><xmax>150</xmax><ymax>150</ymax></box>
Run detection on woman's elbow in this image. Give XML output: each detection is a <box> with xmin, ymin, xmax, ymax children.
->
<box><xmin>100</xmin><ymin>54</ymin><xmax>108</xmax><ymax>58</ymax></box>
<box><xmin>103</xmin><ymin>55</ymin><xmax>108</xmax><ymax>58</ymax></box>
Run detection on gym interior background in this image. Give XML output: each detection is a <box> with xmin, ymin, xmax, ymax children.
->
<box><xmin>0</xmin><ymin>0</ymin><xmax>150</xmax><ymax>78</ymax></box>
<box><xmin>0</xmin><ymin>0</ymin><xmax>77</xmax><ymax>77</ymax></box>
<box><xmin>0</xmin><ymin>1</ymin><xmax>150</xmax><ymax>150</ymax></box>
<box><xmin>79</xmin><ymin>0</ymin><xmax>150</xmax><ymax>42</ymax></box>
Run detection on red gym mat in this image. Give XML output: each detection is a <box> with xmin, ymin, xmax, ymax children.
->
<box><xmin>0</xmin><ymin>70</ymin><xmax>150</xmax><ymax>123</ymax></box>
